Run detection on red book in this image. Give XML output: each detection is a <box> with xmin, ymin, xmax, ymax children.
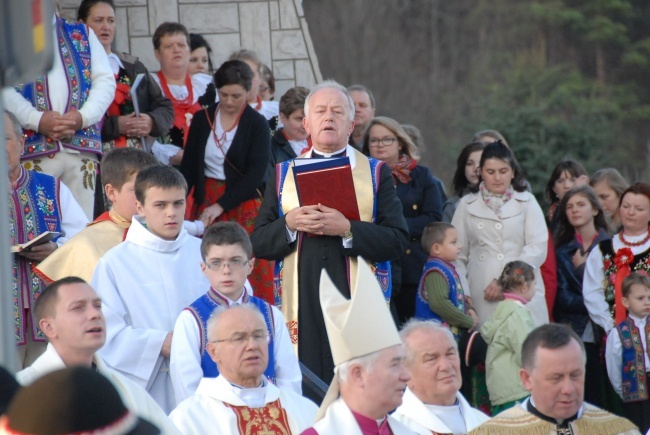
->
<box><xmin>293</xmin><ymin>157</ymin><xmax>360</xmax><ymax>221</ymax></box>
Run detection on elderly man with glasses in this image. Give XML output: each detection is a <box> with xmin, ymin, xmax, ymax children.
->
<box><xmin>170</xmin><ymin>304</ymin><xmax>317</xmax><ymax>433</ymax></box>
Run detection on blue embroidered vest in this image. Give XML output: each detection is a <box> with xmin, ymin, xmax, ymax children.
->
<box><xmin>616</xmin><ymin>317</ymin><xmax>650</xmax><ymax>402</ymax></box>
<box><xmin>185</xmin><ymin>289</ymin><xmax>277</xmax><ymax>383</ymax></box>
<box><xmin>273</xmin><ymin>156</ymin><xmax>392</xmax><ymax>307</ymax></box>
<box><xmin>9</xmin><ymin>169</ymin><xmax>62</xmax><ymax>344</ymax></box>
<box><xmin>16</xmin><ymin>17</ymin><xmax>103</xmax><ymax>158</ymax></box>
<box><xmin>415</xmin><ymin>257</ymin><xmax>467</xmax><ymax>341</ymax></box>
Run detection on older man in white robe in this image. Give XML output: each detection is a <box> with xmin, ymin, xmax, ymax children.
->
<box><xmin>393</xmin><ymin>320</ymin><xmax>489</xmax><ymax>434</ymax></box>
<box><xmin>17</xmin><ymin>277</ymin><xmax>179</xmax><ymax>434</ymax></box>
<box><xmin>304</xmin><ymin>259</ymin><xmax>413</xmax><ymax>434</ymax></box>
<box><xmin>170</xmin><ymin>304</ymin><xmax>316</xmax><ymax>433</ymax></box>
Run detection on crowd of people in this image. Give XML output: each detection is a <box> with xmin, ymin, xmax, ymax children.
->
<box><xmin>3</xmin><ymin>0</ymin><xmax>650</xmax><ymax>434</ymax></box>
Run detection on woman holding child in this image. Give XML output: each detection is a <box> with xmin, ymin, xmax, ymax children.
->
<box><xmin>451</xmin><ymin>141</ymin><xmax>549</xmax><ymax>326</ymax></box>
<box><xmin>180</xmin><ymin>60</ymin><xmax>273</xmax><ymax>304</ymax></box>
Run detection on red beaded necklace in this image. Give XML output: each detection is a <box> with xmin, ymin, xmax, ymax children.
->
<box><xmin>210</xmin><ymin>104</ymin><xmax>245</xmax><ymax>151</ymax></box>
<box><xmin>619</xmin><ymin>227</ymin><xmax>650</xmax><ymax>247</ymax></box>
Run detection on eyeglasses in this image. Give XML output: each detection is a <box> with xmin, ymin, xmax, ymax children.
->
<box><xmin>211</xmin><ymin>331</ymin><xmax>270</xmax><ymax>346</ymax></box>
<box><xmin>205</xmin><ymin>259</ymin><xmax>249</xmax><ymax>271</ymax></box>
<box><xmin>368</xmin><ymin>137</ymin><xmax>398</xmax><ymax>147</ymax></box>
<box><xmin>259</xmin><ymin>85</ymin><xmax>270</xmax><ymax>92</ymax></box>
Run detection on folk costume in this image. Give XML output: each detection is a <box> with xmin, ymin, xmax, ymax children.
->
<box><xmin>180</xmin><ymin>103</ymin><xmax>274</xmax><ymax>304</ymax></box>
<box><xmin>10</xmin><ymin>168</ymin><xmax>87</xmax><ymax>353</ymax></box>
<box><xmin>170</xmin><ymin>375</ymin><xmax>316</xmax><ymax>434</ymax></box>
<box><xmin>150</xmin><ymin>72</ymin><xmax>210</xmax><ymax>163</ymax></box>
<box><xmin>17</xmin><ymin>344</ymin><xmax>180</xmax><ymax>435</ymax></box>
<box><xmin>480</xmin><ymin>295</ymin><xmax>535</xmax><ymax>409</ymax></box>
<box><xmin>91</xmin><ymin>216</ymin><xmax>208</xmax><ymax>413</ymax></box>
<box><xmin>35</xmin><ymin>209</ymin><xmax>129</xmax><ymax>284</ymax></box>
<box><xmin>102</xmin><ymin>51</ymin><xmax>174</xmax><ymax>152</ymax></box>
<box><xmin>415</xmin><ymin>256</ymin><xmax>473</xmax><ymax>339</ymax></box>
<box><xmin>393</xmin><ymin>387</ymin><xmax>490</xmax><ymax>435</ymax></box>
<box><xmin>468</xmin><ymin>398</ymin><xmax>640</xmax><ymax>435</ymax></box>
<box><xmin>3</xmin><ymin>15</ymin><xmax>115</xmax><ymax>220</ymax></box>
<box><xmin>393</xmin><ymin>162</ymin><xmax>446</xmax><ymax>323</ymax></box>
<box><xmin>170</xmin><ymin>288</ymin><xmax>301</xmax><ymax>403</ymax></box>
<box><xmin>304</xmin><ymin>259</ymin><xmax>411</xmax><ymax>433</ymax></box>
<box><xmin>451</xmin><ymin>188</ymin><xmax>549</xmax><ymax>326</ymax></box>
<box><xmin>606</xmin><ymin>314</ymin><xmax>650</xmax><ymax>432</ymax></box>
<box><xmin>584</xmin><ymin>232</ymin><xmax>650</xmax><ymax>334</ymax></box>
<box><xmin>251</xmin><ymin>146</ymin><xmax>408</xmax><ymax>384</ymax></box>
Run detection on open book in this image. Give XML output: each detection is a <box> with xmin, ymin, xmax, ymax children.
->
<box><xmin>11</xmin><ymin>231</ymin><xmax>60</xmax><ymax>253</ymax></box>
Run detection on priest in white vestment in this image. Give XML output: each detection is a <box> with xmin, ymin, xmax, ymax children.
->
<box><xmin>393</xmin><ymin>320</ymin><xmax>489</xmax><ymax>434</ymax></box>
<box><xmin>304</xmin><ymin>259</ymin><xmax>414</xmax><ymax>435</ymax></box>
<box><xmin>91</xmin><ymin>165</ymin><xmax>208</xmax><ymax>413</ymax></box>
<box><xmin>17</xmin><ymin>277</ymin><xmax>179</xmax><ymax>434</ymax></box>
<box><xmin>169</xmin><ymin>304</ymin><xmax>317</xmax><ymax>433</ymax></box>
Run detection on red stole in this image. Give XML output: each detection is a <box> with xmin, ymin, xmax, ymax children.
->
<box><xmin>223</xmin><ymin>399</ymin><xmax>292</xmax><ymax>434</ymax></box>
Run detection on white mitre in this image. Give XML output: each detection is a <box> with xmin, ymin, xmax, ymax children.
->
<box><xmin>315</xmin><ymin>257</ymin><xmax>402</xmax><ymax>421</ymax></box>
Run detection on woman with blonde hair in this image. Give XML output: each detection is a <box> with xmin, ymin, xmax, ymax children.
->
<box><xmin>362</xmin><ymin>116</ymin><xmax>446</xmax><ymax>323</ymax></box>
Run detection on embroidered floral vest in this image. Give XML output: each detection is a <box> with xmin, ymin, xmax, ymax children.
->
<box><xmin>16</xmin><ymin>17</ymin><xmax>103</xmax><ymax>158</ymax></box>
<box><xmin>415</xmin><ymin>256</ymin><xmax>467</xmax><ymax>341</ymax></box>
<box><xmin>616</xmin><ymin>317</ymin><xmax>650</xmax><ymax>402</ymax></box>
<box><xmin>9</xmin><ymin>170</ymin><xmax>62</xmax><ymax>344</ymax></box>
<box><xmin>600</xmin><ymin>239</ymin><xmax>650</xmax><ymax>319</ymax></box>
<box><xmin>185</xmin><ymin>290</ymin><xmax>277</xmax><ymax>383</ymax></box>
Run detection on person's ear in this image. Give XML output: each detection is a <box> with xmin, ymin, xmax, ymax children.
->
<box><xmin>105</xmin><ymin>183</ymin><xmax>117</xmax><ymax>204</ymax></box>
<box><xmin>206</xmin><ymin>342</ymin><xmax>220</xmax><ymax>364</ymax></box>
<box><xmin>247</xmin><ymin>258</ymin><xmax>255</xmax><ymax>276</ymax></box>
<box><xmin>520</xmin><ymin>367</ymin><xmax>533</xmax><ymax>392</ymax></box>
<box><xmin>136</xmin><ymin>200</ymin><xmax>145</xmax><ymax>217</ymax></box>
<box><xmin>621</xmin><ymin>296</ymin><xmax>631</xmax><ymax>310</ymax></box>
<box><xmin>39</xmin><ymin>318</ymin><xmax>56</xmax><ymax>340</ymax></box>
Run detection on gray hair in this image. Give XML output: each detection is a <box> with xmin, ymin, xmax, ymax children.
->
<box><xmin>399</xmin><ymin>319</ymin><xmax>457</xmax><ymax>363</ymax></box>
<box><xmin>337</xmin><ymin>351</ymin><xmax>381</xmax><ymax>383</ymax></box>
<box><xmin>4</xmin><ymin>111</ymin><xmax>24</xmax><ymax>141</ymax></box>
<box><xmin>347</xmin><ymin>84</ymin><xmax>376</xmax><ymax>109</ymax></box>
<box><xmin>206</xmin><ymin>303</ymin><xmax>267</xmax><ymax>342</ymax></box>
<box><xmin>304</xmin><ymin>79</ymin><xmax>355</xmax><ymax>122</ymax></box>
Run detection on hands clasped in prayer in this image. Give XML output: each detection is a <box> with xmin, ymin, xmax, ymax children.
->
<box><xmin>38</xmin><ymin>110</ymin><xmax>83</xmax><ymax>141</ymax></box>
<box><xmin>286</xmin><ymin>203</ymin><xmax>351</xmax><ymax>237</ymax></box>
<box><xmin>117</xmin><ymin>113</ymin><xmax>154</xmax><ymax>138</ymax></box>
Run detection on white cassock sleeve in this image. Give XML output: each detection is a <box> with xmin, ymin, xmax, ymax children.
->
<box><xmin>271</xmin><ymin>306</ymin><xmax>302</xmax><ymax>395</ymax></box>
<box><xmin>605</xmin><ymin>329</ymin><xmax>623</xmax><ymax>398</ymax></box>
<box><xmin>79</xmin><ymin>27</ymin><xmax>115</xmax><ymax>127</ymax></box>
<box><xmin>57</xmin><ymin>180</ymin><xmax>88</xmax><ymax>245</ymax></box>
<box><xmin>170</xmin><ymin>310</ymin><xmax>203</xmax><ymax>404</ymax></box>
<box><xmin>91</xmin><ymin>258</ymin><xmax>168</xmax><ymax>388</ymax></box>
<box><xmin>582</xmin><ymin>246</ymin><xmax>615</xmax><ymax>333</ymax></box>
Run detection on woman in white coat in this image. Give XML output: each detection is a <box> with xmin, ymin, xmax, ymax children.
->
<box><xmin>451</xmin><ymin>141</ymin><xmax>549</xmax><ymax>326</ymax></box>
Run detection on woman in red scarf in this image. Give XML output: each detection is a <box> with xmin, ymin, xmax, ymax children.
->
<box><xmin>361</xmin><ymin>116</ymin><xmax>446</xmax><ymax>324</ymax></box>
<box><xmin>180</xmin><ymin>60</ymin><xmax>273</xmax><ymax>304</ymax></box>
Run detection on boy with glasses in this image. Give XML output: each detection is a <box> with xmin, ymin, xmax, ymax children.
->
<box><xmin>170</xmin><ymin>222</ymin><xmax>301</xmax><ymax>404</ymax></box>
